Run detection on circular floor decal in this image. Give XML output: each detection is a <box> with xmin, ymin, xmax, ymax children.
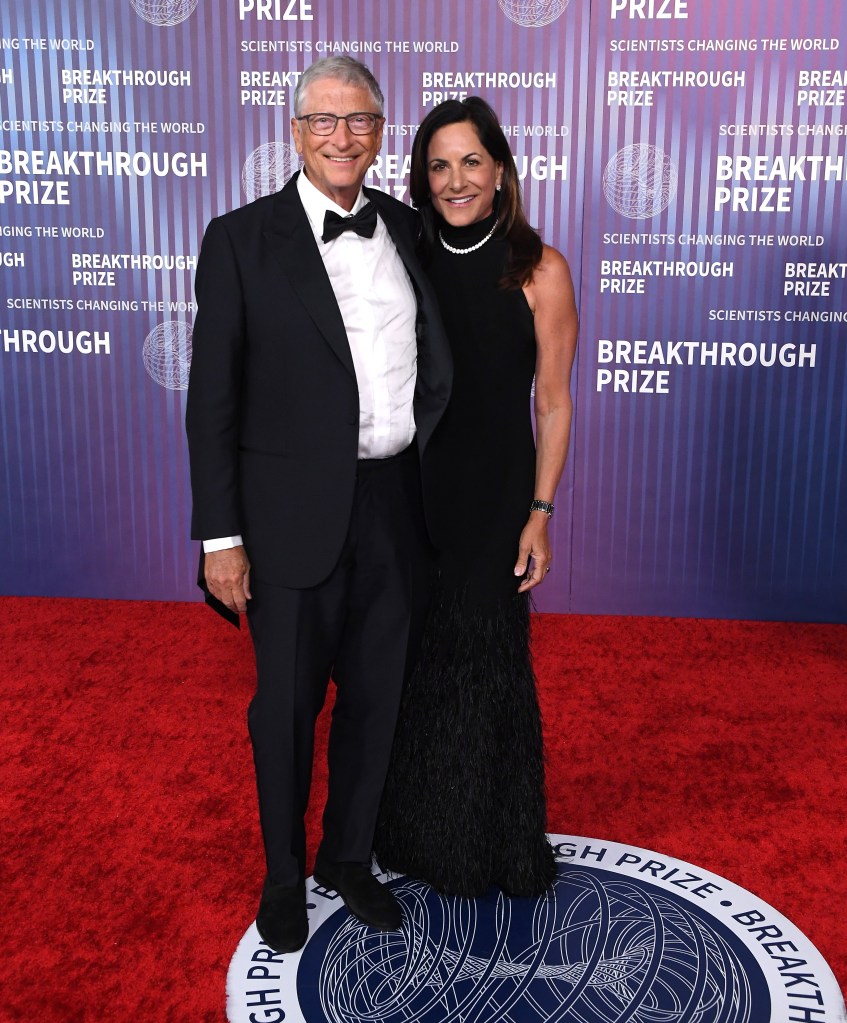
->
<box><xmin>227</xmin><ymin>834</ymin><xmax>846</xmax><ymax>1023</ymax></box>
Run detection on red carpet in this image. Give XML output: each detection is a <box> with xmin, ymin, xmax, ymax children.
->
<box><xmin>1</xmin><ymin>597</ymin><xmax>844</xmax><ymax>1021</ymax></box>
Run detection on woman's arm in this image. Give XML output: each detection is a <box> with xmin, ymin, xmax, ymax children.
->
<box><xmin>514</xmin><ymin>245</ymin><xmax>579</xmax><ymax>593</ymax></box>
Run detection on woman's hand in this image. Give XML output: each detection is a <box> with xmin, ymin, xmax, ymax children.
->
<box><xmin>514</xmin><ymin>512</ymin><xmax>552</xmax><ymax>592</ymax></box>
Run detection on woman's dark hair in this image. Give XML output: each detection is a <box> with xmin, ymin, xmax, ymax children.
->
<box><xmin>410</xmin><ymin>96</ymin><xmax>543</xmax><ymax>289</ymax></box>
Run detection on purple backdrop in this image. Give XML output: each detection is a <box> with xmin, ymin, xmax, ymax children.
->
<box><xmin>1</xmin><ymin>0</ymin><xmax>844</xmax><ymax>621</ymax></box>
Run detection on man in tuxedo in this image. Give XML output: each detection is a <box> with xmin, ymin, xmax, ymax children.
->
<box><xmin>185</xmin><ymin>56</ymin><xmax>451</xmax><ymax>952</ymax></box>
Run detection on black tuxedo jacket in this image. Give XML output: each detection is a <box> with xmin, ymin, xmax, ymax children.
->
<box><xmin>186</xmin><ymin>173</ymin><xmax>452</xmax><ymax>605</ymax></box>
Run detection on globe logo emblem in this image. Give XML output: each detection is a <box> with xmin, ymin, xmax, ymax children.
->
<box><xmin>228</xmin><ymin>836</ymin><xmax>846</xmax><ymax>1023</ymax></box>
<box><xmin>129</xmin><ymin>0</ymin><xmax>199</xmax><ymax>26</ymax></box>
<box><xmin>142</xmin><ymin>320</ymin><xmax>193</xmax><ymax>390</ymax></box>
<box><xmin>497</xmin><ymin>0</ymin><xmax>571</xmax><ymax>28</ymax></box>
<box><xmin>603</xmin><ymin>144</ymin><xmax>677</xmax><ymax>219</ymax></box>
<box><xmin>242</xmin><ymin>142</ymin><xmax>300</xmax><ymax>201</ymax></box>
<box><xmin>300</xmin><ymin>871</ymin><xmax>763</xmax><ymax>1023</ymax></box>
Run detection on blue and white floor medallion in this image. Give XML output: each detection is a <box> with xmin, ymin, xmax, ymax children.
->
<box><xmin>226</xmin><ymin>835</ymin><xmax>846</xmax><ymax>1023</ymax></box>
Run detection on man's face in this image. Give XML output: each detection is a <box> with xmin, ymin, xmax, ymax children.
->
<box><xmin>291</xmin><ymin>77</ymin><xmax>384</xmax><ymax>211</ymax></box>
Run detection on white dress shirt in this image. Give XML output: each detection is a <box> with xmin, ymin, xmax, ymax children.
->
<box><xmin>203</xmin><ymin>171</ymin><xmax>418</xmax><ymax>553</ymax></box>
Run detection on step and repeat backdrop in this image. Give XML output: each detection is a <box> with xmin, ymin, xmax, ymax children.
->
<box><xmin>1</xmin><ymin>0</ymin><xmax>845</xmax><ymax>621</ymax></box>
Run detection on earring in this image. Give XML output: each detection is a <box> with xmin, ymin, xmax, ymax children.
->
<box><xmin>496</xmin><ymin>183</ymin><xmax>501</xmax><ymax>192</ymax></box>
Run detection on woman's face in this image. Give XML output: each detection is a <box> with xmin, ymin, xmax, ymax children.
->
<box><xmin>426</xmin><ymin>121</ymin><xmax>504</xmax><ymax>227</ymax></box>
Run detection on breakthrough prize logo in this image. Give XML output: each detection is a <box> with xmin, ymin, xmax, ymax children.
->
<box><xmin>143</xmin><ymin>320</ymin><xmax>193</xmax><ymax>389</ymax></box>
<box><xmin>129</xmin><ymin>0</ymin><xmax>199</xmax><ymax>26</ymax></box>
<box><xmin>242</xmin><ymin>143</ymin><xmax>300</xmax><ymax>201</ymax></box>
<box><xmin>497</xmin><ymin>0</ymin><xmax>571</xmax><ymax>28</ymax></box>
<box><xmin>603</xmin><ymin>143</ymin><xmax>678</xmax><ymax>219</ymax></box>
<box><xmin>226</xmin><ymin>835</ymin><xmax>847</xmax><ymax>1023</ymax></box>
<box><xmin>308</xmin><ymin>873</ymin><xmax>759</xmax><ymax>1023</ymax></box>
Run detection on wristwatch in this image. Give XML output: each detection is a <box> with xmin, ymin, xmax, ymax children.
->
<box><xmin>530</xmin><ymin>499</ymin><xmax>554</xmax><ymax>517</ymax></box>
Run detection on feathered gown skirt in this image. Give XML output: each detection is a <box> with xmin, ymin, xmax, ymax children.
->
<box><xmin>373</xmin><ymin>579</ymin><xmax>556</xmax><ymax>899</ymax></box>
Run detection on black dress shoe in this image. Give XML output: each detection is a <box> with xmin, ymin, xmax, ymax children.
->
<box><xmin>313</xmin><ymin>857</ymin><xmax>402</xmax><ymax>931</ymax></box>
<box><xmin>255</xmin><ymin>877</ymin><xmax>308</xmax><ymax>953</ymax></box>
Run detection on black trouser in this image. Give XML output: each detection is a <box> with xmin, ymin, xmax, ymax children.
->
<box><xmin>246</xmin><ymin>445</ymin><xmax>430</xmax><ymax>886</ymax></box>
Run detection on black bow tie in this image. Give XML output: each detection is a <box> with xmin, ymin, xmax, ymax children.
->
<box><xmin>321</xmin><ymin>202</ymin><xmax>378</xmax><ymax>243</ymax></box>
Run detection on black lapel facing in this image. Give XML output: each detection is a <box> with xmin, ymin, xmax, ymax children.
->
<box><xmin>262</xmin><ymin>174</ymin><xmax>356</xmax><ymax>379</ymax></box>
<box><xmin>363</xmin><ymin>188</ymin><xmax>453</xmax><ymax>453</ymax></box>
<box><xmin>364</xmin><ymin>187</ymin><xmax>420</xmax><ymax>286</ymax></box>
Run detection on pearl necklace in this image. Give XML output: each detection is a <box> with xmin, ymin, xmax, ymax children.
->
<box><xmin>438</xmin><ymin>218</ymin><xmax>500</xmax><ymax>255</ymax></box>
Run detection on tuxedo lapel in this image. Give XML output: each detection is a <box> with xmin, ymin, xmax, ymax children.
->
<box><xmin>364</xmin><ymin>186</ymin><xmax>423</xmax><ymax>291</ymax></box>
<box><xmin>263</xmin><ymin>174</ymin><xmax>356</xmax><ymax>380</ymax></box>
<box><xmin>364</xmin><ymin>187</ymin><xmax>453</xmax><ymax>456</ymax></box>
<box><xmin>363</xmin><ymin>186</ymin><xmax>445</xmax><ymax>337</ymax></box>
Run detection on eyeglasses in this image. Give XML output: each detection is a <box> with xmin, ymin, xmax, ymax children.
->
<box><xmin>296</xmin><ymin>112</ymin><xmax>384</xmax><ymax>136</ymax></box>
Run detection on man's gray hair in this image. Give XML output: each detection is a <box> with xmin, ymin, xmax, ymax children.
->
<box><xmin>293</xmin><ymin>56</ymin><xmax>385</xmax><ymax>117</ymax></box>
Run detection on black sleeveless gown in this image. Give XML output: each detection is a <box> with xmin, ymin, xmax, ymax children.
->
<box><xmin>373</xmin><ymin>212</ymin><xmax>556</xmax><ymax>898</ymax></box>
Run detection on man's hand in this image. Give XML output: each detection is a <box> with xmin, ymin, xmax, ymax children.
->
<box><xmin>204</xmin><ymin>546</ymin><xmax>251</xmax><ymax>614</ymax></box>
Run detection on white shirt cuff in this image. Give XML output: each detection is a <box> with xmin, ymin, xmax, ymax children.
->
<box><xmin>203</xmin><ymin>535</ymin><xmax>243</xmax><ymax>553</ymax></box>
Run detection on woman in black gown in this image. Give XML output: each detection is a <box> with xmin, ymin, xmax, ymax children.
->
<box><xmin>374</xmin><ymin>98</ymin><xmax>578</xmax><ymax>898</ymax></box>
